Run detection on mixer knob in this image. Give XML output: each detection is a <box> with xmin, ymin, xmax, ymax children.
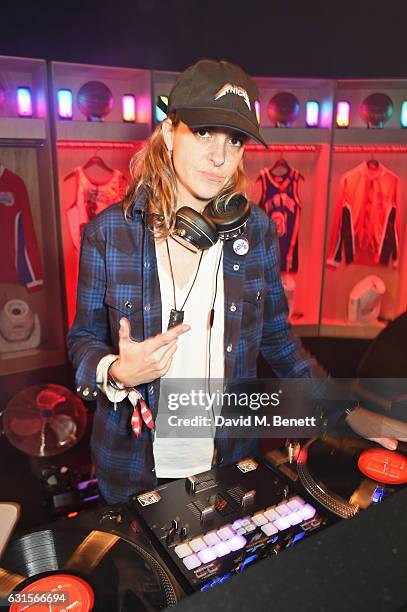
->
<box><xmin>172</xmin><ymin>516</ymin><xmax>180</xmax><ymax>531</ymax></box>
<box><xmin>200</xmin><ymin>505</ymin><xmax>215</xmax><ymax>522</ymax></box>
<box><xmin>186</xmin><ymin>475</ymin><xmax>197</xmax><ymax>493</ymax></box>
<box><xmin>100</xmin><ymin>509</ymin><xmax>123</xmax><ymax>524</ymax></box>
<box><xmin>241</xmin><ymin>490</ymin><xmax>256</xmax><ymax>508</ymax></box>
<box><xmin>180</xmin><ymin>525</ymin><xmax>189</xmax><ymax>539</ymax></box>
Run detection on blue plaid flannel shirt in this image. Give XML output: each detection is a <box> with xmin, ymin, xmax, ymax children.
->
<box><xmin>67</xmin><ymin>190</ymin><xmax>325</xmax><ymax>503</ymax></box>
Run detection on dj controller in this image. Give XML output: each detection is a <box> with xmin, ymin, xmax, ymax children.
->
<box><xmin>1</xmin><ymin>437</ymin><xmax>406</xmax><ymax>610</ymax></box>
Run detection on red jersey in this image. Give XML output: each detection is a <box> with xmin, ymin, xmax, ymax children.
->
<box><xmin>0</xmin><ymin>167</ymin><xmax>43</xmax><ymax>291</ymax></box>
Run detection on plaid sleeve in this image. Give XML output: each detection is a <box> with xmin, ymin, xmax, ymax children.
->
<box><xmin>66</xmin><ymin>224</ymin><xmax>114</xmax><ymax>399</ymax></box>
<box><xmin>259</xmin><ymin>219</ymin><xmax>313</xmax><ymax>378</ymax></box>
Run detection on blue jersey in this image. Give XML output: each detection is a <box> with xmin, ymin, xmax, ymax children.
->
<box><xmin>257</xmin><ymin>167</ymin><xmax>302</xmax><ymax>273</ymax></box>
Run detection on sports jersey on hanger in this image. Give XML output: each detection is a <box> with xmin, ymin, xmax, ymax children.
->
<box><xmin>66</xmin><ymin>165</ymin><xmax>127</xmax><ymax>250</ymax></box>
<box><xmin>0</xmin><ymin>166</ymin><xmax>43</xmax><ymax>291</ymax></box>
<box><xmin>327</xmin><ymin>161</ymin><xmax>401</xmax><ymax>268</ymax></box>
<box><xmin>257</xmin><ymin>166</ymin><xmax>302</xmax><ymax>273</ymax></box>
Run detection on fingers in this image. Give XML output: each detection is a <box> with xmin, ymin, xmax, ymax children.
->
<box><xmin>151</xmin><ymin>341</ymin><xmax>178</xmax><ymax>375</ymax></box>
<box><xmin>370</xmin><ymin>437</ymin><xmax>398</xmax><ymax>451</ymax></box>
<box><xmin>119</xmin><ymin>317</ymin><xmax>133</xmax><ymax>342</ymax></box>
<box><xmin>146</xmin><ymin>323</ymin><xmax>191</xmax><ymax>353</ymax></box>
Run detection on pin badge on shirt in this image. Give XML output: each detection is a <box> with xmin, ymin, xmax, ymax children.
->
<box><xmin>233</xmin><ymin>238</ymin><xmax>249</xmax><ymax>256</ymax></box>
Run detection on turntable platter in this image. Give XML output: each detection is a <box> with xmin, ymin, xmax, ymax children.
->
<box><xmin>296</xmin><ymin>439</ymin><xmax>407</xmax><ymax>518</ymax></box>
<box><xmin>0</xmin><ymin>528</ymin><xmax>178</xmax><ymax>611</ymax></box>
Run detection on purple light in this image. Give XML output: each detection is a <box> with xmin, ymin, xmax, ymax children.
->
<box><xmin>122</xmin><ymin>94</ymin><xmax>136</xmax><ymax>122</ymax></box>
<box><xmin>213</xmin><ymin>542</ymin><xmax>230</xmax><ymax>557</ymax></box>
<box><xmin>198</xmin><ymin>547</ymin><xmax>217</xmax><ymax>564</ymax></box>
<box><xmin>273</xmin><ymin>517</ymin><xmax>291</xmax><ymax>531</ymax></box>
<box><xmin>254</xmin><ymin>100</ymin><xmax>261</xmax><ymax>123</ymax></box>
<box><xmin>337</xmin><ymin>101</ymin><xmax>351</xmax><ymax>127</ymax></box>
<box><xmin>227</xmin><ymin>535</ymin><xmax>247</xmax><ymax>551</ymax></box>
<box><xmin>17</xmin><ymin>87</ymin><xmax>33</xmax><ymax>117</ymax></box>
<box><xmin>286</xmin><ymin>511</ymin><xmax>304</xmax><ymax>526</ymax></box>
<box><xmin>300</xmin><ymin>504</ymin><xmax>317</xmax><ymax>520</ymax></box>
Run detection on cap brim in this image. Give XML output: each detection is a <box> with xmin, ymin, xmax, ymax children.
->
<box><xmin>176</xmin><ymin>107</ymin><xmax>268</xmax><ymax>148</ymax></box>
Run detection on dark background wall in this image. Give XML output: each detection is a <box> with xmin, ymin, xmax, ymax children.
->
<box><xmin>2</xmin><ymin>0</ymin><xmax>407</xmax><ymax>78</ymax></box>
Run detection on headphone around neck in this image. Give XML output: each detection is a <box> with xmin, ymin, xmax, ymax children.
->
<box><xmin>173</xmin><ymin>193</ymin><xmax>250</xmax><ymax>251</ymax></box>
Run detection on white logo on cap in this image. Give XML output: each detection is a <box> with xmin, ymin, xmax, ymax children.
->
<box><xmin>214</xmin><ymin>83</ymin><xmax>251</xmax><ymax>111</ymax></box>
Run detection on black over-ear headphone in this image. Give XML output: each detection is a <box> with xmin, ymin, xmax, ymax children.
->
<box><xmin>173</xmin><ymin>193</ymin><xmax>250</xmax><ymax>250</ymax></box>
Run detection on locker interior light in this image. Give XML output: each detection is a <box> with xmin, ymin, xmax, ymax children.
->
<box><xmin>57</xmin><ymin>89</ymin><xmax>73</xmax><ymax>119</ymax></box>
<box><xmin>156</xmin><ymin>95</ymin><xmax>168</xmax><ymax>122</ymax></box>
<box><xmin>254</xmin><ymin>100</ymin><xmax>261</xmax><ymax>123</ymax></box>
<box><xmin>401</xmin><ymin>101</ymin><xmax>407</xmax><ymax>128</ymax></box>
<box><xmin>122</xmin><ymin>94</ymin><xmax>136</xmax><ymax>122</ymax></box>
<box><xmin>336</xmin><ymin>101</ymin><xmax>350</xmax><ymax>128</ymax></box>
<box><xmin>306</xmin><ymin>100</ymin><xmax>319</xmax><ymax>127</ymax></box>
<box><xmin>17</xmin><ymin>87</ymin><xmax>33</xmax><ymax>117</ymax></box>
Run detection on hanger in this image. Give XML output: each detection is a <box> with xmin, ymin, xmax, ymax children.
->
<box><xmin>83</xmin><ymin>150</ymin><xmax>113</xmax><ymax>173</ymax></box>
<box><xmin>270</xmin><ymin>156</ymin><xmax>304</xmax><ymax>180</ymax></box>
<box><xmin>64</xmin><ymin>149</ymin><xmax>113</xmax><ymax>181</ymax></box>
<box><xmin>367</xmin><ymin>157</ymin><xmax>379</xmax><ymax>170</ymax></box>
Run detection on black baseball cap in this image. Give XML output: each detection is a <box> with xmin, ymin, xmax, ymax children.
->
<box><xmin>167</xmin><ymin>59</ymin><xmax>267</xmax><ymax>147</ymax></box>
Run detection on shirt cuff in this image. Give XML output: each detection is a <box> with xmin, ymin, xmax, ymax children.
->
<box><xmin>96</xmin><ymin>354</ymin><xmax>129</xmax><ymax>403</ymax></box>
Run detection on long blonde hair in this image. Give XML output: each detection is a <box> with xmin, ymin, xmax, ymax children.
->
<box><xmin>123</xmin><ymin>115</ymin><xmax>248</xmax><ymax>239</ymax></box>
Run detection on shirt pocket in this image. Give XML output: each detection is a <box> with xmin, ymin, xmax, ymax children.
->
<box><xmin>241</xmin><ymin>283</ymin><xmax>264</xmax><ymax>342</ymax></box>
<box><xmin>104</xmin><ymin>283</ymin><xmax>143</xmax><ymax>344</ymax></box>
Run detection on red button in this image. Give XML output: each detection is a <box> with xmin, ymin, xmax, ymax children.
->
<box><xmin>358</xmin><ymin>449</ymin><xmax>407</xmax><ymax>484</ymax></box>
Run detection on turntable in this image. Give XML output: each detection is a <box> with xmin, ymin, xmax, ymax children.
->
<box><xmin>267</xmin><ymin>437</ymin><xmax>407</xmax><ymax>519</ymax></box>
<box><xmin>0</xmin><ymin>505</ymin><xmax>184</xmax><ymax>611</ymax></box>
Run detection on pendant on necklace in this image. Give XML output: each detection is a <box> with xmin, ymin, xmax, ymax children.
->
<box><xmin>167</xmin><ymin>308</ymin><xmax>185</xmax><ymax>329</ymax></box>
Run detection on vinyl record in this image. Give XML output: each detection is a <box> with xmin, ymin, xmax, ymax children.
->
<box><xmin>296</xmin><ymin>438</ymin><xmax>407</xmax><ymax>519</ymax></box>
<box><xmin>0</xmin><ymin>528</ymin><xmax>178</xmax><ymax>611</ymax></box>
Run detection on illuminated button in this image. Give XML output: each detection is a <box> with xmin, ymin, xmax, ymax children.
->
<box><xmin>287</xmin><ymin>497</ymin><xmax>305</xmax><ymax>512</ymax></box>
<box><xmin>286</xmin><ymin>511</ymin><xmax>303</xmax><ymax>526</ymax></box>
<box><xmin>183</xmin><ymin>554</ymin><xmax>201</xmax><ymax>570</ymax></box>
<box><xmin>228</xmin><ymin>535</ymin><xmax>247</xmax><ymax>551</ymax></box>
<box><xmin>213</xmin><ymin>541</ymin><xmax>231</xmax><ymax>557</ymax></box>
<box><xmin>217</xmin><ymin>526</ymin><xmax>235</xmax><ymax>541</ymax></box>
<box><xmin>261</xmin><ymin>522</ymin><xmax>279</xmax><ymax>537</ymax></box>
<box><xmin>232</xmin><ymin>519</ymin><xmax>243</xmax><ymax>530</ymax></box>
<box><xmin>203</xmin><ymin>532</ymin><xmax>221</xmax><ymax>546</ymax></box>
<box><xmin>252</xmin><ymin>513</ymin><xmax>268</xmax><ymax>526</ymax></box>
<box><xmin>275</xmin><ymin>503</ymin><xmax>290</xmax><ymax>516</ymax></box>
<box><xmin>236</xmin><ymin>527</ymin><xmax>247</xmax><ymax>535</ymax></box>
<box><xmin>241</xmin><ymin>518</ymin><xmax>251</xmax><ymax>527</ymax></box>
<box><xmin>288</xmin><ymin>495</ymin><xmax>305</xmax><ymax>507</ymax></box>
<box><xmin>174</xmin><ymin>543</ymin><xmax>193</xmax><ymax>559</ymax></box>
<box><xmin>189</xmin><ymin>537</ymin><xmax>206</xmax><ymax>552</ymax></box>
<box><xmin>300</xmin><ymin>504</ymin><xmax>316</xmax><ymax>520</ymax></box>
<box><xmin>273</xmin><ymin>517</ymin><xmax>291</xmax><ymax>531</ymax></box>
<box><xmin>245</xmin><ymin>523</ymin><xmax>256</xmax><ymax>532</ymax></box>
<box><xmin>264</xmin><ymin>508</ymin><xmax>280</xmax><ymax>522</ymax></box>
<box><xmin>198</xmin><ymin>547</ymin><xmax>217</xmax><ymax>564</ymax></box>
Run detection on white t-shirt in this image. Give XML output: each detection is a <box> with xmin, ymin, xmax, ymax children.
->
<box><xmin>153</xmin><ymin>240</ymin><xmax>225</xmax><ymax>478</ymax></box>
<box><xmin>96</xmin><ymin>240</ymin><xmax>225</xmax><ymax>479</ymax></box>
